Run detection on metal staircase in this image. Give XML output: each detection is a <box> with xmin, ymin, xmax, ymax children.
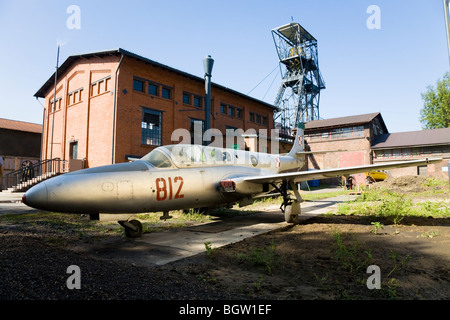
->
<box><xmin>1</xmin><ymin>158</ymin><xmax>68</xmax><ymax>193</ymax></box>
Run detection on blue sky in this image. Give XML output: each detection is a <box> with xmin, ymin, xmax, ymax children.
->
<box><xmin>0</xmin><ymin>0</ymin><xmax>448</xmax><ymax>133</ymax></box>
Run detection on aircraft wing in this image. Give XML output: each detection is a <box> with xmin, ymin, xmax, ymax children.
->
<box><xmin>242</xmin><ymin>158</ymin><xmax>442</xmax><ymax>185</ymax></box>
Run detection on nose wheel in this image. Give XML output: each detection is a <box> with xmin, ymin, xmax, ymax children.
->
<box><xmin>118</xmin><ymin>220</ymin><xmax>143</xmax><ymax>238</ymax></box>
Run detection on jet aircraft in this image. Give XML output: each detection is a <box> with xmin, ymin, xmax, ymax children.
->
<box><xmin>23</xmin><ymin>123</ymin><xmax>441</xmax><ymax>237</ymax></box>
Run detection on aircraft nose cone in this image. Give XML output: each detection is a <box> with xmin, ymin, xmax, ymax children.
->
<box><xmin>23</xmin><ymin>182</ymin><xmax>48</xmax><ymax>210</ymax></box>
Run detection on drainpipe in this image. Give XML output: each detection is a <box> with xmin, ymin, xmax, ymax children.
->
<box><xmin>35</xmin><ymin>97</ymin><xmax>46</xmax><ymax>162</ymax></box>
<box><xmin>111</xmin><ymin>53</ymin><xmax>124</xmax><ymax>164</ymax></box>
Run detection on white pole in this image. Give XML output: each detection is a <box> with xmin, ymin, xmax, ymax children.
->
<box><xmin>50</xmin><ymin>45</ymin><xmax>60</xmax><ymax>160</ymax></box>
<box><xmin>444</xmin><ymin>0</ymin><xmax>450</xmax><ymax>66</ymax></box>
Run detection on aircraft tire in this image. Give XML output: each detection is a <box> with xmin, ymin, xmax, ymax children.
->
<box><xmin>284</xmin><ymin>201</ymin><xmax>300</xmax><ymax>223</ymax></box>
<box><xmin>284</xmin><ymin>205</ymin><xmax>296</xmax><ymax>223</ymax></box>
<box><xmin>124</xmin><ymin>220</ymin><xmax>143</xmax><ymax>238</ymax></box>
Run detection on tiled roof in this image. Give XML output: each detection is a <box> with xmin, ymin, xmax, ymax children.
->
<box><xmin>0</xmin><ymin>118</ymin><xmax>42</xmax><ymax>134</ymax></box>
<box><xmin>371</xmin><ymin>127</ymin><xmax>450</xmax><ymax>149</ymax></box>
<box><xmin>305</xmin><ymin>112</ymin><xmax>386</xmax><ymax>130</ymax></box>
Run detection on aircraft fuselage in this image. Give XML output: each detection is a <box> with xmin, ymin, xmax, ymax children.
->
<box><xmin>23</xmin><ymin>145</ymin><xmax>304</xmax><ymax>214</ymax></box>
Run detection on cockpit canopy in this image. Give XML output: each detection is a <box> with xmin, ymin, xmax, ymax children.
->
<box><xmin>140</xmin><ymin>144</ymin><xmax>272</xmax><ymax>169</ymax></box>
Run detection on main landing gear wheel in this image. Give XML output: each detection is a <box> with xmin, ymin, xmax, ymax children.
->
<box><xmin>284</xmin><ymin>201</ymin><xmax>301</xmax><ymax>223</ymax></box>
<box><xmin>119</xmin><ymin>220</ymin><xmax>143</xmax><ymax>238</ymax></box>
<box><xmin>271</xmin><ymin>181</ymin><xmax>303</xmax><ymax>224</ymax></box>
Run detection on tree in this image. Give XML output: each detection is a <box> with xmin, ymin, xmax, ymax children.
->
<box><xmin>420</xmin><ymin>72</ymin><xmax>450</xmax><ymax>129</ymax></box>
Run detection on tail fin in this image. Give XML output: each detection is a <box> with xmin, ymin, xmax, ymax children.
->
<box><xmin>287</xmin><ymin>122</ymin><xmax>305</xmax><ymax>158</ymax></box>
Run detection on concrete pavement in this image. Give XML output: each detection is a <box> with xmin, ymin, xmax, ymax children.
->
<box><xmin>0</xmin><ymin>192</ymin><xmax>37</xmax><ymax>215</ymax></box>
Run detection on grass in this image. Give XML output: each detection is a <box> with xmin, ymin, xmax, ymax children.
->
<box><xmin>318</xmin><ymin>177</ymin><xmax>450</xmax><ymax>299</ymax></box>
<box><xmin>0</xmin><ymin>208</ymin><xmax>214</xmax><ymax>239</ymax></box>
<box><xmin>0</xmin><ymin>211</ymin><xmax>122</xmax><ymax>239</ymax></box>
<box><xmin>136</xmin><ymin>209</ymin><xmax>213</xmax><ymax>234</ymax></box>
<box><xmin>336</xmin><ymin>181</ymin><xmax>450</xmax><ymax>223</ymax></box>
<box><xmin>247</xmin><ymin>187</ymin><xmax>351</xmax><ymax>208</ymax></box>
<box><xmin>237</xmin><ymin>240</ymin><xmax>281</xmax><ymax>275</ymax></box>
<box><xmin>332</xmin><ymin>227</ymin><xmax>374</xmax><ymax>273</ymax></box>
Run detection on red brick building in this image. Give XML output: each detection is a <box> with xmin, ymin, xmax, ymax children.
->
<box><xmin>304</xmin><ymin>112</ymin><xmax>449</xmax><ymax>184</ymax></box>
<box><xmin>304</xmin><ymin>113</ymin><xmax>388</xmax><ymax>185</ymax></box>
<box><xmin>372</xmin><ymin>127</ymin><xmax>450</xmax><ymax>179</ymax></box>
<box><xmin>34</xmin><ymin>49</ymin><xmax>277</xmax><ymax>169</ymax></box>
<box><xmin>0</xmin><ymin>118</ymin><xmax>42</xmax><ymax>174</ymax></box>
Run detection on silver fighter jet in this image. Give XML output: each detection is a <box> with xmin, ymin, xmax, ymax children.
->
<box><xmin>23</xmin><ymin>123</ymin><xmax>441</xmax><ymax>237</ymax></box>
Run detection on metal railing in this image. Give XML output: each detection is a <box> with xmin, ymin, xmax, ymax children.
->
<box><xmin>1</xmin><ymin>158</ymin><xmax>68</xmax><ymax>191</ymax></box>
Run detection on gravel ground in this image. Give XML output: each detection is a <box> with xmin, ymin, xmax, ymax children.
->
<box><xmin>0</xmin><ymin>225</ymin><xmax>237</xmax><ymax>300</ymax></box>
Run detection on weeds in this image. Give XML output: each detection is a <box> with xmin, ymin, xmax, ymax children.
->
<box><xmin>370</xmin><ymin>222</ymin><xmax>384</xmax><ymax>234</ymax></box>
<box><xmin>237</xmin><ymin>240</ymin><xmax>281</xmax><ymax>275</ymax></box>
<box><xmin>332</xmin><ymin>227</ymin><xmax>373</xmax><ymax>272</ymax></box>
<box><xmin>420</xmin><ymin>230</ymin><xmax>439</xmax><ymax>239</ymax></box>
<box><xmin>385</xmin><ymin>278</ymin><xmax>400</xmax><ymax>299</ymax></box>
<box><xmin>337</xmin><ymin>186</ymin><xmax>450</xmax><ymax>222</ymax></box>
<box><xmin>387</xmin><ymin>250</ymin><xmax>410</xmax><ymax>278</ymax></box>
<box><xmin>204</xmin><ymin>241</ymin><xmax>216</xmax><ymax>258</ymax></box>
<box><xmin>254</xmin><ymin>275</ymin><xmax>264</xmax><ymax>291</ymax></box>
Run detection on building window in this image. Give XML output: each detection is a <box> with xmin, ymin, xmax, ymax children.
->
<box><xmin>393</xmin><ymin>148</ymin><xmax>402</xmax><ymax>158</ymax></box>
<box><xmin>342</xmin><ymin>127</ymin><xmax>353</xmax><ymax>138</ymax></box>
<box><xmin>162</xmin><ymin>87</ymin><xmax>171</xmax><ymax>99</ymax></box>
<box><xmin>193</xmin><ymin>95</ymin><xmax>202</xmax><ymax>108</ymax></box>
<box><xmin>220</xmin><ymin>104</ymin><xmax>227</xmax><ymax>114</ymax></box>
<box><xmin>141</xmin><ymin>108</ymin><xmax>162</xmax><ymax>146</ymax></box>
<box><xmin>374</xmin><ymin>150</ymin><xmax>383</xmax><ymax>159</ymax></box>
<box><xmin>50</xmin><ymin>98</ymin><xmax>62</xmax><ymax>113</ymax></box>
<box><xmin>353</xmin><ymin>126</ymin><xmax>364</xmax><ymax>137</ymax></box>
<box><xmin>148</xmin><ymin>83</ymin><xmax>158</xmax><ymax>96</ymax></box>
<box><xmin>133</xmin><ymin>79</ymin><xmax>144</xmax><ymax>92</ymax></box>
<box><xmin>183</xmin><ymin>92</ymin><xmax>191</xmax><ymax>105</ymax></box>
<box><xmin>68</xmin><ymin>88</ymin><xmax>83</xmax><ymax>106</ymax></box>
<box><xmin>236</xmin><ymin>109</ymin><xmax>242</xmax><ymax>119</ymax></box>
<box><xmin>228</xmin><ymin>106</ymin><xmax>235</xmax><ymax>117</ymax></box>
<box><xmin>248</xmin><ymin>111</ymin><xmax>268</xmax><ymax>126</ymax></box>
<box><xmin>91</xmin><ymin>76</ymin><xmax>111</xmax><ymax>97</ymax></box>
<box><xmin>402</xmin><ymin>148</ymin><xmax>411</xmax><ymax>157</ymax></box>
<box><xmin>262</xmin><ymin>116</ymin><xmax>267</xmax><ymax>125</ymax></box>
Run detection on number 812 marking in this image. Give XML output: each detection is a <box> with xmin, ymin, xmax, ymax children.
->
<box><xmin>155</xmin><ymin>176</ymin><xmax>184</xmax><ymax>201</ymax></box>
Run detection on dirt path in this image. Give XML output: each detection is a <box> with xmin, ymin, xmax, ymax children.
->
<box><xmin>177</xmin><ymin>214</ymin><xmax>449</xmax><ymax>299</ymax></box>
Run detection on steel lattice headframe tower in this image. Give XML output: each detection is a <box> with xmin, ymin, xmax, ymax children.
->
<box><xmin>272</xmin><ymin>22</ymin><xmax>325</xmax><ymax>138</ymax></box>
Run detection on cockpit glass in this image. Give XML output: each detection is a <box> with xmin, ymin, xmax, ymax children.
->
<box><xmin>141</xmin><ymin>149</ymin><xmax>173</xmax><ymax>168</ymax></box>
<box><xmin>141</xmin><ymin>144</ymin><xmax>241</xmax><ymax>168</ymax></box>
